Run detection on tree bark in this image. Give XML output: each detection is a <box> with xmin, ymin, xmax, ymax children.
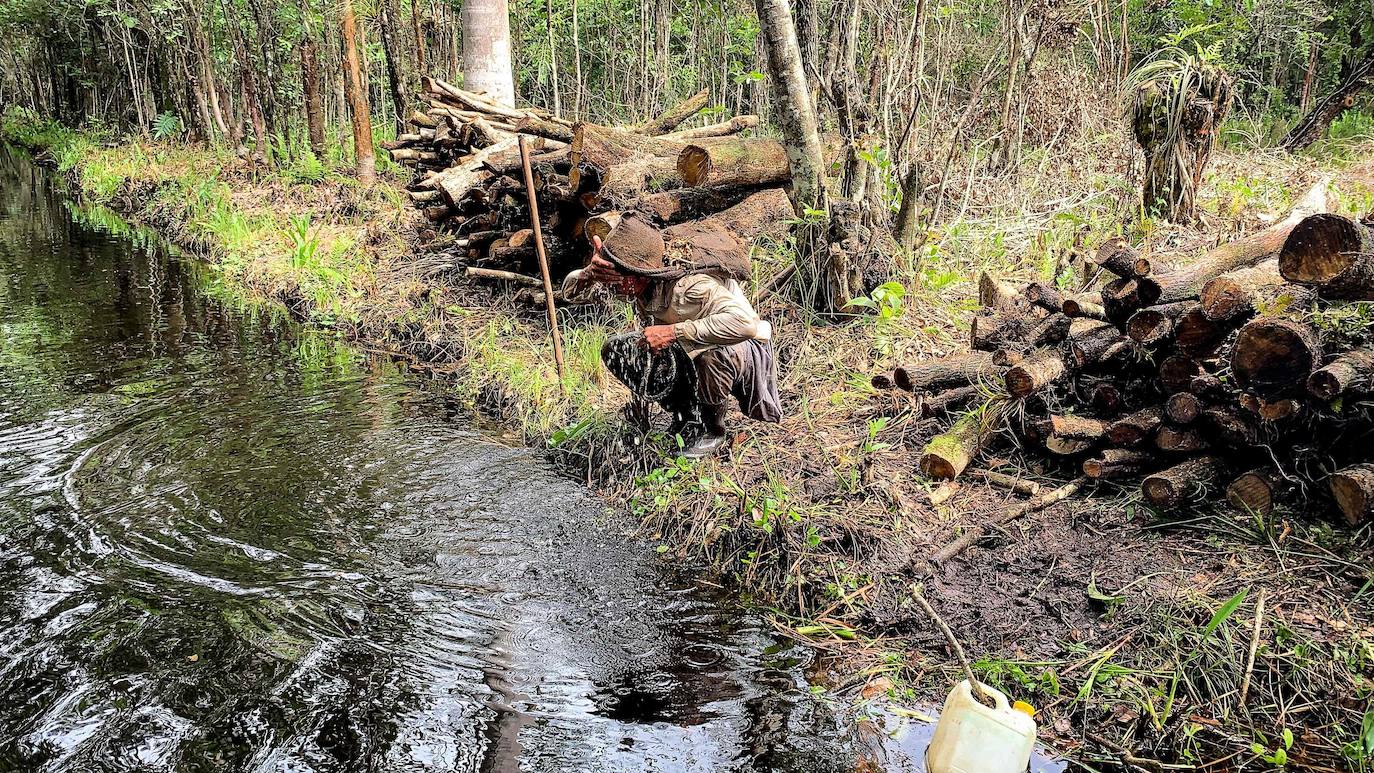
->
<box><xmin>893</xmin><ymin>351</ymin><xmax>999</xmax><ymax>392</ymax></box>
<box><xmin>1083</xmin><ymin>449</ymin><xmax>1158</xmax><ymax>479</ymax></box>
<box><xmin>1226</xmin><ymin>467</ymin><xmax>1284</xmax><ymax>516</ymax></box>
<box><xmin>920</xmin><ymin>401</ymin><xmax>1006</xmax><ymax>480</ymax></box>
<box><xmin>1004</xmin><ymin>348</ymin><xmax>1068</xmax><ymax>398</ymax></box>
<box><xmin>341</xmin><ymin>0</ymin><xmax>375</xmax><ymax>182</ymax></box>
<box><xmin>300</xmin><ymin>35</ymin><xmax>326</xmax><ymax>157</ymax></box>
<box><xmin>752</xmin><ymin>0</ymin><xmax>844</xmax><ymax>312</ymax></box>
<box><xmin>461</xmin><ymin>0</ymin><xmax>516</xmax><ymax>107</ymax></box>
<box><xmin>1199</xmin><ymin>260</ymin><xmax>1316</xmax><ymax>321</ymax></box>
<box><xmin>1107</xmin><ymin>406</ymin><xmax>1164</xmax><ymax>447</ymax></box>
<box><xmin>677</xmin><ymin>138</ymin><xmax>792</xmax><ymax>188</ymax></box>
<box><xmin>638</xmin><ymin>88</ymin><xmax>710</xmax><ymax>135</ymax></box>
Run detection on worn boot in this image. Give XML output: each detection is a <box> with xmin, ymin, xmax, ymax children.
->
<box><xmin>681</xmin><ymin>403</ymin><xmax>728</xmax><ymax>459</ymax></box>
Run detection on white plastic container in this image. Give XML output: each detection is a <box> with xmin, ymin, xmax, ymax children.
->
<box><xmin>926</xmin><ymin>680</ymin><xmax>1037</xmax><ymax>773</ymax></box>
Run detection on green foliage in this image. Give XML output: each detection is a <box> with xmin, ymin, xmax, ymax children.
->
<box><xmin>152</xmin><ymin>111</ymin><xmax>182</xmax><ymax>141</ymax></box>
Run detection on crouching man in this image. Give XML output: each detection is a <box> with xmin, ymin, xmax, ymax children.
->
<box><xmin>563</xmin><ymin>215</ymin><xmax>781</xmax><ymax>458</ymax></box>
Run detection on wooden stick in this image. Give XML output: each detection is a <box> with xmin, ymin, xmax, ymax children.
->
<box><xmin>928</xmin><ymin>477</ymin><xmax>1085</xmax><ymax>565</ymax></box>
<box><xmin>465</xmin><ymin>267</ymin><xmax>543</xmax><ymax>286</ymax></box>
<box><xmin>1238</xmin><ymin>587</ymin><xmax>1266</xmax><ymax>710</ymax></box>
<box><xmin>518</xmin><ymin>135</ymin><xmax>567</xmax><ymax>392</ymax></box>
<box><xmin>910</xmin><ymin>586</ymin><xmax>993</xmax><ymax>707</ymax></box>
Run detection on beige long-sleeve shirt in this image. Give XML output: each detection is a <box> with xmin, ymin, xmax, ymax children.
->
<box><xmin>562</xmin><ymin>269</ymin><xmax>771</xmax><ymax>356</ymax></box>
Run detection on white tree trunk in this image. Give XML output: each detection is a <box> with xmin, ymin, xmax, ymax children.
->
<box><xmin>752</xmin><ymin>0</ymin><xmax>826</xmax><ymax>211</ymax></box>
<box><xmin>461</xmin><ymin>0</ymin><xmax>516</xmax><ymax>107</ymax></box>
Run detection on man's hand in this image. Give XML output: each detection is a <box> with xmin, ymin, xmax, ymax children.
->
<box><xmin>641</xmin><ymin>325</ymin><xmax>677</xmax><ymax>352</ymax></box>
<box><xmin>586</xmin><ymin>236</ymin><xmax>623</xmax><ymax>283</ymax></box>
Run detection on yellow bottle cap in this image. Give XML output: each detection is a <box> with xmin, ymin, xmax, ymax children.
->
<box><xmin>1012</xmin><ymin>701</ymin><xmax>1036</xmax><ymax>717</ymax></box>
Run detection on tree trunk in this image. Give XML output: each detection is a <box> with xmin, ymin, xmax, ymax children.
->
<box><xmin>341</xmin><ymin>0</ymin><xmax>376</xmax><ymax>183</ymax></box>
<box><xmin>1278</xmin><ymin>213</ymin><xmax>1374</xmax><ymax>299</ymax></box>
<box><xmin>378</xmin><ymin>0</ymin><xmax>410</xmax><ymax>134</ymax></box>
<box><xmin>1130</xmin><ymin>66</ymin><xmax>1231</xmax><ymax>222</ymax></box>
<box><xmin>300</xmin><ymin>36</ymin><xmax>326</xmax><ymax>157</ymax></box>
<box><xmin>1226</xmin><ymin>467</ymin><xmax>1284</xmax><ymax>516</ymax></box>
<box><xmin>638</xmin><ymin>88</ymin><xmax>709</xmax><ymax>135</ymax></box>
<box><xmin>1107</xmin><ymin>406</ymin><xmax>1164</xmax><ymax>447</ymax></box>
<box><xmin>1151</xmin><ymin>180</ymin><xmax>1331</xmax><ymax>304</ymax></box>
<box><xmin>1125</xmin><ymin>301</ymin><xmax>1191</xmax><ymax>346</ymax></box>
<box><xmin>920</xmin><ymin>401</ymin><xmax>1006</xmax><ymax>480</ymax></box>
<box><xmin>1004</xmin><ymin>348</ymin><xmax>1068</xmax><ymax>398</ymax></box>
<box><xmin>1083</xmin><ymin>449</ymin><xmax>1158</xmax><ymax>479</ymax></box>
<box><xmin>752</xmin><ymin>0</ymin><xmax>847</xmax><ymax>312</ymax></box>
<box><xmin>1282</xmin><ymin>46</ymin><xmax>1374</xmax><ymax>152</ymax></box>
<box><xmin>461</xmin><ymin>0</ymin><xmax>516</xmax><ymax>107</ymax></box>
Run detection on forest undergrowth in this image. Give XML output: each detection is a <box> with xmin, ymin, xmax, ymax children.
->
<box><xmin>6</xmin><ymin>104</ymin><xmax>1374</xmax><ymax>770</ymax></box>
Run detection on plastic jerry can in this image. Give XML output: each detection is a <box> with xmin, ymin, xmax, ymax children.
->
<box><xmin>926</xmin><ymin>680</ymin><xmax>1037</xmax><ymax>773</ymax></box>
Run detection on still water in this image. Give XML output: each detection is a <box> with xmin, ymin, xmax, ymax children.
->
<box><xmin>0</xmin><ymin>147</ymin><xmax>875</xmax><ymax>772</ymax></box>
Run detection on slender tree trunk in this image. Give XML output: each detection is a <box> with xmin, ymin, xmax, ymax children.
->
<box><xmin>341</xmin><ymin>0</ymin><xmax>376</xmax><ymax>182</ymax></box>
<box><xmin>301</xmin><ymin>37</ymin><xmax>327</xmax><ymax>156</ymax></box>
<box><xmin>412</xmin><ymin>0</ymin><xmax>427</xmax><ymax>72</ymax></box>
<box><xmin>752</xmin><ymin>0</ymin><xmax>854</xmax><ymax>313</ymax></box>
<box><xmin>545</xmin><ymin>0</ymin><xmax>562</xmax><ymax>116</ymax></box>
<box><xmin>1282</xmin><ymin>46</ymin><xmax>1374</xmax><ymax>152</ymax></box>
<box><xmin>378</xmin><ymin>0</ymin><xmax>410</xmax><ymax>133</ymax></box>
<box><xmin>221</xmin><ymin>0</ymin><xmax>268</xmax><ymax>155</ymax></box>
<box><xmin>461</xmin><ymin>0</ymin><xmax>516</xmax><ymax>107</ymax></box>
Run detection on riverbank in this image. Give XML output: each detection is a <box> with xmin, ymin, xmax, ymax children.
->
<box><xmin>6</xmin><ymin>106</ymin><xmax>1374</xmax><ymax>769</ymax></box>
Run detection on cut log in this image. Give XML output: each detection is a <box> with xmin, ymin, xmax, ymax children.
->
<box><xmin>1101</xmin><ymin>277</ymin><xmax>1160</xmax><ymax>324</ymax></box>
<box><xmin>1230</xmin><ymin>317</ymin><xmax>1323</xmax><ymax>398</ymax></box>
<box><xmin>1068</xmin><ymin>320</ymin><xmax>1128</xmax><ymax>367</ymax></box>
<box><xmin>1107</xmin><ymin>406</ymin><xmax>1165</xmax><ymax>447</ymax></box>
<box><xmin>1027</xmin><ymin>314</ymin><xmax>1073</xmax><ymax>348</ymax></box>
<box><xmin>971</xmin><ymin>314</ymin><xmax>1031</xmax><ymax>351</ymax></box>
<box><xmin>1226</xmin><ymin>467</ymin><xmax>1284</xmax><ymax>516</ymax></box>
<box><xmin>1029</xmin><ymin>415</ymin><xmax>1108</xmax><ymax>455</ymax></box>
<box><xmin>1087</xmin><ymin>381</ymin><xmax>1127</xmax><ymax>416</ymax></box>
<box><xmin>920</xmin><ymin>401</ymin><xmax>1006</xmax><ymax>480</ymax></box>
<box><xmin>1308</xmin><ymin>348</ymin><xmax>1374</xmax><ymax>401</ymax></box>
<box><xmin>688</xmin><ymin>187</ymin><xmax>794</xmax><ymax>242</ymax></box>
<box><xmin>1201</xmin><ymin>406</ymin><xmax>1259</xmax><ymax>447</ymax></box>
<box><xmin>1142</xmin><ymin>456</ymin><xmax>1223</xmax><ymax>508</ymax></box>
<box><xmin>1023</xmin><ymin>282</ymin><xmax>1064</xmax><ymax>313</ymax></box>
<box><xmin>662</xmin><ymin>115</ymin><xmax>760</xmax><ymax>140</ymax></box>
<box><xmin>1165</xmin><ymin>392</ymin><xmax>1204</xmax><ymax>424</ymax></box>
<box><xmin>677</xmin><ymin>138</ymin><xmax>791</xmax><ymax>188</ymax></box>
<box><xmin>1156</xmin><ymin>424</ymin><xmax>1209</xmax><ymax>453</ymax></box>
<box><xmin>1062</xmin><ymin>293</ymin><xmax>1106</xmax><ymax>320</ymax></box>
<box><xmin>636</xmin><ymin>186</ymin><xmax>771</xmax><ymax>224</ymax></box>
<box><xmin>1174</xmin><ymin>307</ymin><xmax>1230</xmax><ymax>358</ymax></box>
<box><xmin>1189</xmin><ymin>374</ymin><xmax>1232</xmax><ymax>401</ymax></box>
<box><xmin>1279</xmin><ymin>213</ymin><xmax>1374</xmax><ymax>299</ymax></box>
<box><xmin>637</xmin><ymin>88</ymin><xmax>710</xmax><ymax>135</ymax></box>
<box><xmin>1126</xmin><ymin>301</ymin><xmax>1192</xmax><ymax>346</ymax></box>
<box><xmin>919</xmin><ymin>385</ymin><xmax>982</xmax><ymax>418</ymax></box>
<box><xmin>1199</xmin><ymin>260</ymin><xmax>1316</xmax><ymax>321</ymax></box>
<box><xmin>1004</xmin><ymin>348</ymin><xmax>1068</xmax><ymax>398</ymax></box>
<box><xmin>979</xmin><ymin>273</ymin><xmax>1025</xmax><ymax>311</ymax></box>
<box><xmin>971</xmin><ymin>470</ymin><xmax>1042</xmax><ymax>496</ymax></box>
<box><xmin>1328</xmin><ymin>463</ymin><xmax>1374</xmax><ymax>525</ymax></box>
<box><xmin>1154</xmin><ymin>180</ymin><xmax>1331</xmax><ymax>304</ymax></box>
<box><xmin>1083</xmin><ymin>449</ymin><xmax>1159</xmax><ymax>479</ymax></box>
<box><xmin>1159</xmin><ymin>354</ymin><xmax>1203</xmax><ymax>393</ymax></box>
<box><xmin>871</xmin><ymin>373</ymin><xmax>894</xmax><ymax>390</ymax></box>
<box><xmin>421</xmin><ymin>136</ymin><xmax>518</xmax><ymax>205</ymax></box>
<box><xmin>893</xmin><ymin>351</ymin><xmax>999</xmax><ymax>392</ymax></box>
<box><xmin>1092</xmin><ymin>237</ymin><xmax>1144</xmax><ymax>278</ymax></box>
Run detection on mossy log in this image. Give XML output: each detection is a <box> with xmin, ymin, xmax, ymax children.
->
<box><xmin>1142</xmin><ymin>456</ymin><xmax>1224</xmax><ymax>508</ymax></box>
<box><xmin>676</xmin><ymin>138</ymin><xmax>792</xmax><ymax>188</ymax></box>
<box><xmin>920</xmin><ymin>401</ymin><xmax>1006</xmax><ymax>480</ymax></box>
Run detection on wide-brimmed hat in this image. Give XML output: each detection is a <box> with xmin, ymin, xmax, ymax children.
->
<box><xmin>590</xmin><ymin>212</ymin><xmax>675</xmax><ymax>278</ymax></box>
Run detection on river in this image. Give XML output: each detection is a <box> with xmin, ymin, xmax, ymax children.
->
<box><xmin>0</xmin><ymin>147</ymin><xmax>887</xmax><ymax>771</ymax></box>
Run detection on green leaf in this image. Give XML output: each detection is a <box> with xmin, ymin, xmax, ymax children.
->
<box><xmin>1202</xmin><ymin>588</ymin><xmax>1249</xmax><ymax>642</ymax></box>
<box><xmin>1086</xmin><ymin>573</ymin><xmax>1124</xmax><ymax>604</ymax></box>
<box><xmin>1362</xmin><ymin>711</ymin><xmax>1374</xmax><ymax>756</ymax></box>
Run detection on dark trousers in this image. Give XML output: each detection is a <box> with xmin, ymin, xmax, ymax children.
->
<box><xmin>600</xmin><ymin>333</ymin><xmax>782</xmax><ymax>428</ymax></box>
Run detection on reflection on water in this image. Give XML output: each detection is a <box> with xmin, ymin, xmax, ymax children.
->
<box><xmin>0</xmin><ymin>146</ymin><xmax>859</xmax><ymax>771</ymax></box>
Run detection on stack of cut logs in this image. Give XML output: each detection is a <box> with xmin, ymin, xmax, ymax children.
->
<box><xmin>879</xmin><ymin>181</ymin><xmax>1374</xmax><ymax>525</ymax></box>
<box><xmin>384</xmin><ymin>77</ymin><xmax>794</xmax><ymax>301</ymax></box>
